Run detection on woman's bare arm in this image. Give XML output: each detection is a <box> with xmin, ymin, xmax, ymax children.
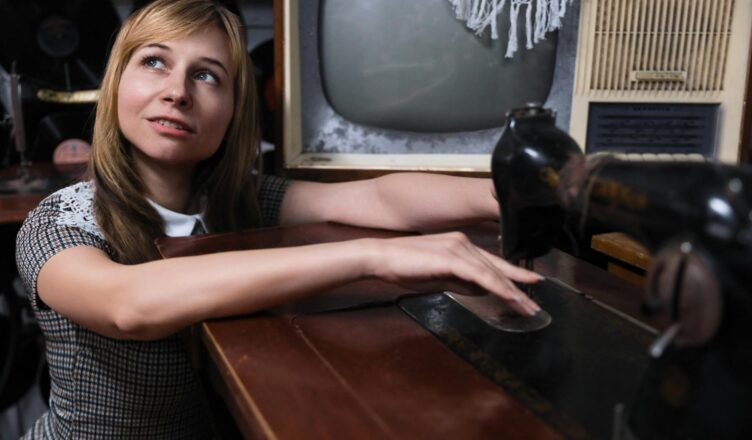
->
<box><xmin>279</xmin><ymin>173</ymin><xmax>498</xmax><ymax>231</ymax></box>
<box><xmin>37</xmin><ymin>232</ymin><xmax>540</xmax><ymax>341</ymax></box>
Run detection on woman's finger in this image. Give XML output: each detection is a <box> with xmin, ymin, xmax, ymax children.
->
<box><xmin>477</xmin><ymin>247</ymin><xmax>544</xmax><ymax>283</ymax></box>
<box><xmin>431</xmin><ymin>234</ymin><xmax>542</xmax><ymax>315</ymax></box>
<box><xmin>446</xmin><ymin>253</ymin><xmax>541</xmax><ymax>316</ymax></box>
<box><xmin>381</xmin><ymin>233</ymin><xmax>541</xmax><ymax>315</ymax></box>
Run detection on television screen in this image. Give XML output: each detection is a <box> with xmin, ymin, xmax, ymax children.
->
<box><xmin>295</xmin><ymin>0</ymin><xmax>579</xmax><ymax>156</ymax></box>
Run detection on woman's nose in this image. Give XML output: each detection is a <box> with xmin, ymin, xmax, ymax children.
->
<box><xmin>161</xmin><ymin>74</ymin><xmax>192</xmax><ymax>109</ymax></box>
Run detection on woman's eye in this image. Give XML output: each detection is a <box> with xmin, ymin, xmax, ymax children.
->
<box><xmin>142</xmin><ymin>56</ymin><xmax>165</xmax><ymax>70</ymax></box>
<box><xmin>195</xmin><ymin>71</ymin><xmax>219</xmax><ymax>85</ymax></box>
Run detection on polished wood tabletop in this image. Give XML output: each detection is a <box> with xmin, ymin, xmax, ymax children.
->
<box><xmin>0</xmin><ymin>164</ymin><xmax>79</xmax><ymax>224</ymax></box>
<box><xmin>157</xmin><ymin>222</ymin><xmax>660</xmax><ymax>439</ymax></box>
<box><xmin>0</xmin><ymin>192</ymin><xmax>47</xmax><ymax>224</ymax></box>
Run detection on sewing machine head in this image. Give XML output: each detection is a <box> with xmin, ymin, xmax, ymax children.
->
<box><xmin>491</xmin><ymin>103</ymin><xmax>752</xmax><ymax>438</ymax></box>
<box><xmin>490</xmin><ymin>104</ymin><xmax>582</xmax><ymax>263</ymax></box>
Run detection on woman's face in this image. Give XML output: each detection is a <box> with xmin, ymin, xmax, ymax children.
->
<box><xmin>117</xmin><ymin>26</ymin><xmax>234</xmax><ymax>169</ymax></box>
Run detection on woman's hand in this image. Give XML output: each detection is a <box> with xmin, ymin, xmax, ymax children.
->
<box><xmin>363</xmin><ymin>232</ymin><xmax>542</xmax><ymax>316</ymax></box>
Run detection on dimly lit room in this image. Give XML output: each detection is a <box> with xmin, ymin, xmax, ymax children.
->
<box><xmin>1</xmin><ymin>0</ymin><xmax>752</xmax><ymax>438</ymax></box>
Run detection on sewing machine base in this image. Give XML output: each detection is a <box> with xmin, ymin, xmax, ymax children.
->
<box><xmin>398</xmin><ymin>279</ymin><xmax>654</xmax><ymax>439</ymax></box>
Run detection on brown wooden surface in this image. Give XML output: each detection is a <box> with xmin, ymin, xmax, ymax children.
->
<box><xmin>0</xmin><ymin>164</ymin><xmax>76</xmax><ymax>224</ymax></box>
<box><xmin>605</xmin><ymin>261</ymin><xmax>646</xmax><ymax>288</ymax></box>
<box><xmin>591</xmin><ymin>232</ymin><xmax>651</xmax><ymax>271</ymax></box>
<box><xmin>156</xmin><ymin>222</ymin><xmax>660</xmax><ymax>439</ymax></box>
<box><xmin>0</xmin><ymin>193</ymin><xmax>46</xmax><ymax>224</ymax></box>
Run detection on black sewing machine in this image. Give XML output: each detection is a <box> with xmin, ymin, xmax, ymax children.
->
<box><xmin>400</xmin><ymin>104</ymin><xmax>751</xmax><ymax>439</ymax></box>
<box><xmin>490</xmin><ymin>104</ymin><xmax>752</xmax><ymax>439</ymax></box>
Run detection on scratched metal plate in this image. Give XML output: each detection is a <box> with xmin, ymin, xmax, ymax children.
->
<box><xmin>398</xmin><ymin>279</ymin><xmax>654</xmax><ymax>440</ymax></box>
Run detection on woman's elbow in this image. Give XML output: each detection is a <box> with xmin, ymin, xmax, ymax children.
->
<box><xmin>108</xmin><ymin>294</ymin><xmax>168</xmax><ymax>340</ymax></box>
<box><xmin>106</xmin><ymin>307</ymin><xmax>152</xmax><ymax>340</ymax></box>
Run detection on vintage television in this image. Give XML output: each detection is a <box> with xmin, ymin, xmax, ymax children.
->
<box><xmin>277</xmin><ymin>0</ymin><xmax>752</xmax><ymax>179</ymax></box>
<box><xmin>276</xmin><ymin>0</ymin><xmax>581</xmax><ymax>178</ymax></box>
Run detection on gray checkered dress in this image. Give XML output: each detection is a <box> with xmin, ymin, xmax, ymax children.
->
<box><xmin>15</xmin><ymin>176</ymin><xmax>289</xmax><ymax>439</ymax></box>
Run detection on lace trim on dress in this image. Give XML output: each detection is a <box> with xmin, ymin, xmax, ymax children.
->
<box><xmin>55</xmin><ymin>181</ymin><xmax>105</xmax><ymax>240</ymax></box>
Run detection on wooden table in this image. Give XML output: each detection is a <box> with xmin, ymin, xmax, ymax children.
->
<box><xmin>0</xmin><ymin>193</ymin><xmax>47</xmax><ymax>224</ymax></box>
<box><xmin>157</xmin><ymin>222</ymin><xmax>661</xmax><ymax>439</ymax></box>
<box><xmin>0</xmin><ymin>164</ymin><xmax>77</xmax><ymax>224</ymax></box>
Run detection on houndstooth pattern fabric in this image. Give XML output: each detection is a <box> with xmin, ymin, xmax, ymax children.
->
<box><xmin>15</xmin><ymin>175</ymin><xmax>289</xmax><ymax>439</ymax></box>
<box><xmin>257</xmin><ymin>174</ymin><xmax>288</xmax><ymax>227</ymax></box>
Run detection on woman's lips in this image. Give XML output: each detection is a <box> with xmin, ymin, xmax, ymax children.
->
<box><xmin>148</xmin><ymin>118</ymin><xmax>194</xmax><ymax>137</ymax></box>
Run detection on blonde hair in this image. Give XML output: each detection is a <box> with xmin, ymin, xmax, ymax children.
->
<box><xmin>91</xmin><ymin>0</ymin><xmax>261</xmax><ymax>264</ymax></box>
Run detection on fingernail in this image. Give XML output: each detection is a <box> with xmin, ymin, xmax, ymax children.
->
<box><xmin>538</xmin><ymin>275</ymin><xmax>546</xmax><ymax>281</ymax></box>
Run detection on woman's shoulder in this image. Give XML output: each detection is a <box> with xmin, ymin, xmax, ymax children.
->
<box><xmin>24</xmin><ymin>180</ymin><xmax>104</xmax><ymax>240</ymax></box>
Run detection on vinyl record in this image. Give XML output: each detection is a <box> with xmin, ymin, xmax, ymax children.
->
<box><xmin>29</xmin><ymin>111</ymin><xmax>94</xmax><ymax>163</ymax></box>
<box><xmin>0</xmin><ymin>0</ymin><xmax>121</xmax><ymax>90</ymax></box>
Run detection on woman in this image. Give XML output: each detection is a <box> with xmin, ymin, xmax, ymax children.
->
<box><xmin>15</xmin><ymin>0</ymin><xmax>542</xmax><ymax>438</ymax></box>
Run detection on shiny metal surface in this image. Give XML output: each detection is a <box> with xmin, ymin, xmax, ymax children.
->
<box><xmin>445</xmin><ymin>292</ymin><xmax>552</xmax><ymax>333</ymax></box>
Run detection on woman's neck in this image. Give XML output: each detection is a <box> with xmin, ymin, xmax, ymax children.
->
<box><xmin>133</xmin><ymin>153</ymin><xmax>197</xmax><ymax>213</ymax></box>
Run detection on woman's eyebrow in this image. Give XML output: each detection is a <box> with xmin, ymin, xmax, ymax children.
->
<box><xmin>140</xmin><ymin>43</ymin><xmax>229</xmax><ymax>76</ymax></box>
<box><xmin>199</xmin><ymin>57</ymin><xmax>229</xmax><ymax>76</ymax></box>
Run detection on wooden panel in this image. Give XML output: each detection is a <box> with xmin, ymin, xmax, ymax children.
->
<box><xmin>0</xmin><ymin>164</ymin><xmax>75</xmax><ymax>224</ymax></box>
<box><xmin>0</xmin><ymin>193</ymin><xmax>45</xmax><ymax>224</ymax></box>
<box><xmin>591</xmin><ymin>232</ymin><xmax>651</xmax><ymax>270</ymax></box>
<box><xmin>607</xmin><ymin>261</ymin><xmax>646</xmax><ymax>288</ymax></box>
<box><xmin>202</xmin><ymin>314</ymin><xmax>392</xmax><ymax>439</ymax></box>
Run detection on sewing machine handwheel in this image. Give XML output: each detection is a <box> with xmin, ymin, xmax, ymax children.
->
<box><xmin>646</xmin><ymin>241</ymin><xmax>723</xmax><ymax>348</ymax></box>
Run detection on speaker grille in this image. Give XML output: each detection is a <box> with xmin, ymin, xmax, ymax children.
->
<box><xmin>586</xmin><ymin>103</ymin><xmax>718</xmax><ymax>155</ymax></box>
<box><xmin>589</xmin><ymin>0</ymin><xmax>735</xmax><ymax>92</ymax></box>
